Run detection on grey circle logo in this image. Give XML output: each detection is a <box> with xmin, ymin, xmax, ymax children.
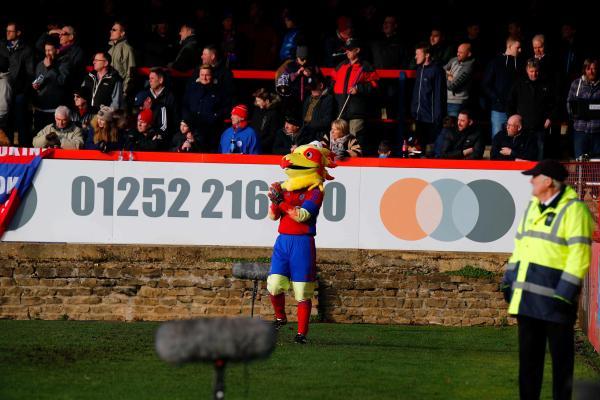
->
<box><xmin>425</xmin><ymin>179</ymin><xmax>515</xmax><ymax>242</ymax></box>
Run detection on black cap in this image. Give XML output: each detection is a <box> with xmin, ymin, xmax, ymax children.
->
<box><xmin>342</xmin><ymin>38</ymin><xmax>361</xmax><ymax>50</ymax></box>
<box><xmin>522</xmin><ymin>159</ymin><xmax>568</xmax><ymax>182</ymax></box>
<box><xmin>73</xmin><ymin>86</ymin><xmax>92</xmax><ymax>104</ymax></box>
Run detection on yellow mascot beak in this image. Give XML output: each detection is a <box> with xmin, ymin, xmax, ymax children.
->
<box><xmin>280</xmin><ymin>144</ymin><xmax>336</xmax><ymax>191</ymax></box>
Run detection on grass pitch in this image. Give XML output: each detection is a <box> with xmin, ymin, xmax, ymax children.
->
<box><xmin>0</xmin><ymin>320</ymin><xmax>598</xmax><ymax>399</ymax></box>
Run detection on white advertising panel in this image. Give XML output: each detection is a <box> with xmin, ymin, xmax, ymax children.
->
<box><xmin>3</xmin><ymin>159</ymin><xmax>532</xmax><ymax>252</ymax></box>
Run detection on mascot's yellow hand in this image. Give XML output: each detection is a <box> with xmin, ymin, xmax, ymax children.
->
<box><xmin>287</xmin><ymin>207</ymin><xmax>311</xmax><ymax>222</ymax></box>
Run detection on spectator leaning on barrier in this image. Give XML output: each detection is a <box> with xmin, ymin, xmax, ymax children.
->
<box><xmin>491</xmin><ymin>114</ymin><xmax>538</xmax><ymax>161</ymax></box>
<box><xmin>567</xmin><ymin>58</ymin><xmax>600</xmax><ymax>158</ymax></box>
<box><xmin>502</xmin><ymin>159</ymin><xmax>593</xmax><ymax>400</ymax></box>
<box><xmin>84</xmin><ymin>106</ymin><xmax>121</xmax><ymax>152</ymax></box>
<box><xmin>69</xmin><ymin>86</ymin><xmax>94</xmax><ymax>130</ymax></box>
<box><xmin>439</xmin><ymin>109</ymin><xmax>483</xmax><ymax>160</ymax></box>
<box><xmin>272</xmin><ymin>115</ymin><xmax>314</xmax><ymax>155</ymax></box>
<box><xmin>82</xmin><ymin>51</ymin><xmax>123</xmax><ymax>112</ymax></box>
<box><xmin>170</xmin><ymin>119</ymin><xmax>201</xmax><ymax>153</ymax></box>
<box><xmin>320</xmin><ymin>118</ymin><xmax>362</xmax><ymax>160</ymax></box>
<box><xmin>125</xmin><ymin>108</ymin><xmax>163</xmax><ymax>152</ymax></box>
<box><xmin>32</xmin><ymin>105</ymin><xmax>83</xmax><ymax>149</ymax></box>
<box><xmin>218</xmin><ymin>104</ymin><xmax>260</xmax><ymax>154</ymax></box>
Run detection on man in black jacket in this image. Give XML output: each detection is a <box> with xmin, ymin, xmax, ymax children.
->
<box><xmin>170</xmin><ymin>23</ymin><xmax>200</xmax><ymax>72</ymax></box>
<box><xmin>439</xmin><ymin>109</ymin><xmax>484</xmax><ymax>159</ymax></box>
<box><xmin>508</xmin><ymin>58</ymin><xmax>556</xmax><ymax>160</ymax></box>
<box><xmin>0</xmin><ymin>22</ymin><xmax>34</xmax><ymax>146</ymax></box>
<box><xmin>82</xmin><ymin>51</ymin><xmax>123</xmax><ymax>112</ymax></box>
<box><xmin>491</xmin><ymin>114</ymin><xmax>538</xmax><ymax>161</ymax></box>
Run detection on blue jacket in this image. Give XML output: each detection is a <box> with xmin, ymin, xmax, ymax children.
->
<box><xmin>411</xmin><ymin>62</ymin><xmax>447</xmax><ymax>125</ymax></box>
<box><xmin>279</xmin><ymin>29</ymin><xmax>299</xmax><ymax>62</ymax></box>
<box><xmin>182</xmin><ymin>82</ymin><xmax>227</xmax><ymax>128</ymax></box>
<box><xmin>218</xmin><ymin>125</ymin><xmax>260</xmax><ymax>154</ymax></box>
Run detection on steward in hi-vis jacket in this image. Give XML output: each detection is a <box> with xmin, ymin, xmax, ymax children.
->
<box><xmin>502</xmin><ymin>159</ymin><xmax>593</xmax><ymax>400</ymax></box>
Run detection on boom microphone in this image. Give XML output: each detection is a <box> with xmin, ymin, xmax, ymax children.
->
<box><xmin>155</xmin><ymin>317</ymin><xmax>277</xmax><ymax>364</ymax></box>
<box><xmin>232</xmin><ymin>263</ymin><xmax>270</xmax><ymax>281</ymax></box>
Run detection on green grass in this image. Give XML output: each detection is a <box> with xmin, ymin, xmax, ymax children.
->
<box><xmin>444</xmin><ymin>265</ymin><xmax>500</xmax><ymax>279</ymax></box>
<box><xmin>0</xmin><ymin>321</ymin><xmax>598</xmax><ymax>399</ymax></box>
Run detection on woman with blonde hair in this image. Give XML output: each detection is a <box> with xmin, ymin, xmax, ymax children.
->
<box><xmin>320</xmin><ymin>119</ymin><xmax>362</xmax><ymax>160</ymax></box>
<box><xmin>84</xmin><ymin>105</ymin><xmax>121</xmax><ymax>152</ymax></box>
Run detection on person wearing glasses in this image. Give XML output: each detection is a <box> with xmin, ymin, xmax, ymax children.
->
<box><xmin>36</xmin><ymin>25</ymin><xmax>85</xmax><ymax>94</ymax></box>
<box><xmin>81</xmin><ymin>51</ymin><xmax>123</xmax><ymax>112</ymax></box>
<box><xmin>491</xmin><ymin>114</ymin><xmax>538</xmax><ymax>161</ymax></box>
<box><xmin>108</xmin><ymin>22</ymin><xmax>136</xmax><ymax>100</ymax></box>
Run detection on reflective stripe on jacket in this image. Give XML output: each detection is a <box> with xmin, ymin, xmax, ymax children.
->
<box><xmin>502</xmin><ymin>185</ymin><xmax>593</xmax><ymax>323</ymax></box>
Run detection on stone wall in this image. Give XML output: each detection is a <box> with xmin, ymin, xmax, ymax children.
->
<box><xmin>0</xmin><ymin>243</ymin><xmax>511</xmax><ymax>326</ymax></box>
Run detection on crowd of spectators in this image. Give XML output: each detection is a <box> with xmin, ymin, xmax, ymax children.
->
<box><xmin>1</xmin><ymin>1</ymin><xmax>600</xmax><ymax>160</ymax></box>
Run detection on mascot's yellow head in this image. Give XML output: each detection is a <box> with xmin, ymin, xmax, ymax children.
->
<box><xmin>280</xmin><ymin>143</ymin><xmax>336</xmax><ymax>191</ymax></box>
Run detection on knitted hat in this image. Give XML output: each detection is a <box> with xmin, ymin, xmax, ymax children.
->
<box><xmin>97</xmin><ymin>105</ymin><xmax>114</xmax><ymax>122</ymax></box>
<box><xmin>231</xmin><ymin>104</ymin><xmax>248</xmax><ymax>120</ymax></box>
<box><xmin>138</xmin><ymin>109</ymin><xmax>154</xmax><ymax>124</ymax></box>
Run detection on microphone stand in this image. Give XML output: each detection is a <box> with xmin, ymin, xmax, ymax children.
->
<box><xmin>251</xmin><ymin>279</ymin><xmax>259</xmax><ymax>317</ymax></box>
<box><xmin>213</xmin><ymin>359</ymin><xmax>226</xmax><ymax>400</ymax></box>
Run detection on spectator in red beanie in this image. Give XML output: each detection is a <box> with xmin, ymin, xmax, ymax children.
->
<box><xmin>124</xmin><ymin>108</ymin><xmax>164</xmax><ymax>151</ymax></box>
<box><xmin>218</xmin><ymin>104</ymin><xmax>260</xmax><ymax>154</ymax></box>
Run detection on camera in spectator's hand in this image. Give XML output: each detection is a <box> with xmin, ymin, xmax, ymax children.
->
<box><xmin>268</xmin><ymin>182</ymin><xmax>283</xmax><ymax>205</ymax></box>
<box><xmin>97</xmin><ymin>140</ymin><xmax>108</xmax><ymax>153</ymax></box>
<box><xmin>45</xmin><ymin>132</ymin><xmax>61</xmax><ymax>148</ymax></box>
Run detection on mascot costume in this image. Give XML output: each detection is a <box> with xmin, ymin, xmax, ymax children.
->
<box><xmin>267</xmin><ymin>143</ymin><xmax>336</xmax><ymax>344</ymax></box>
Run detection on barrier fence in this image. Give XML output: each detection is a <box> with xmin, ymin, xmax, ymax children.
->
<box><xmin>564</xmin><ymin>161</ymin><xmax>600</xmax><ymax>352</ymax></box>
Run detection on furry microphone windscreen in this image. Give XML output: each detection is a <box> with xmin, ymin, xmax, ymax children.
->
<box><xmin>155</xmin><ymin>317</ymin><xmax>277</xmax><ymax>364</ymax></box>
<box><xmin>232</xmin><ymin>263</ymin><xmax>270</xmax><ymax>281</ymax></box>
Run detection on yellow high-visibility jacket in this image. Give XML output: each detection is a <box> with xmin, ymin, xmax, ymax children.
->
<box><xmin>502</xmin><ymin>186</ymin><xmax>593</xmax><ymax>323</ymax></box>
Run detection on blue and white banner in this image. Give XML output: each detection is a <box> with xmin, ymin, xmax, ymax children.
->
<box><xmin>0</xmin><ymin>147</ymin><xmax>46</xmax><ymax>238</ymax></box>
